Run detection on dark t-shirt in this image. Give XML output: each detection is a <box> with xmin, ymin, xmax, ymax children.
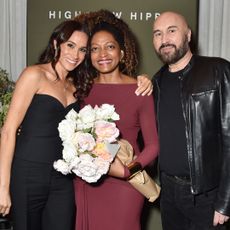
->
<box><xmin>159</xmin><ymin>69</ymin><xmax>190</xmax><ymax>176</ymax></box>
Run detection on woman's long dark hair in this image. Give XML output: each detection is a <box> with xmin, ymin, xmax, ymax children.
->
<box><xmin>38</xmin><ymin>20</ymin><xmax>94</xmax><ymax>102</ymax></box>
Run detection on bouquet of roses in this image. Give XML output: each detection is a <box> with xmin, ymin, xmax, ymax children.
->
<box><xmin>54</xmin><ymin>103</ymin><xmax>121</xmax><ymax>183</ymax></box>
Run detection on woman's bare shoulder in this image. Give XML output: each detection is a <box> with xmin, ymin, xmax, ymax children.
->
<box><xmin>17</xmin><ymin>64</ymin><xmax>48</xmax><ymax>83</ymax></box>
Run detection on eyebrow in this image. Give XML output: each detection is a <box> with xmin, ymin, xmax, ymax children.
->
<box><xmin>67</xmin><ymin>40</ymin><xmax>87</xmax><ymax>48</ymax></box>
<box><xmin>167</xmin><ymin>25</ymin><xmax>178</xmax><ymax>30</ymax></box>
<box><xmin>153</xmin><ymin>29</ymin><xmax>160</xmax><ymax>35</ymax></box>
<box><xmin>66</xmin><ymin>40</ymin><xmax>75</xmax><ymax>44</ymax></box>
<box><xmin>91</xmin><ymin>41</ymin><xmax>117</xmax><ymax>45</ymax></box>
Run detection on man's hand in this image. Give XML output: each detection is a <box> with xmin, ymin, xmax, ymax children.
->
<box><xmin>136</xmin><ymin>74</ymin><xmax>153</xmax><ymax>96</ymax></box>
<box><xmin>213</xmin><ymin>211</ymin><xmax>229</xmax><ymax>226</ymax></box>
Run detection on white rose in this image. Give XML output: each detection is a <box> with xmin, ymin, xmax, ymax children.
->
<box><xmin>69</xmin><ymin>156</ymin><xmax>81</xmax><ymax>170</ymax></box>
<box><xmin>82</xmin><ymin>173</ymin><xmax>101</xmax><ymax>183</ymax></box>
<box><xmin>53</xmin><ymin>160</ymin><xmax>70</xmax><ymax>175</ymax></box>
<box><xmin>58</xmin><ymin>119</ymin><xmax>76</xmax><ymax>142</ymax></box>
<box><xmin>78</xmin><ymin>105</ymin><xmax>96</xmax><ymax>123</ymax></box>
<box><xmin>111</xmin><ymin>112</ymin><xmax>120</xmax><ymax>121</ymax></box>
<box><xmin>72</xmin><ymin>154</ymin><xmax>100</xmax><ymax>183</ymax></box>
<box><xmin>76</xmin><ymin>105</ymin><xmax>96</xmax><ymax>130</ymax></box>
<box><xmin>62</xmin><ymin>142</ymin><xmax>78</xmax><ymax>163</ymax></box>
<box><xmin>95</xmin><ymin>104</ymin><xmax>120</xmax><ymax>121</ymax></box>
<box><xmin>65</xmin><ymin>109</ymin><xmax>78</xmax><ymax>121</ymax></box>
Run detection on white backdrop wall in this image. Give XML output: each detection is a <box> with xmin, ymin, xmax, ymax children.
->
<box><xmin>198</xmin><ymin>0</ymin><xmax>230</xmax><ymax>61</ymax></box>
<box><xmin>0</xmin><ymin>0</ymin><xmax>26</xmax><ymax>81</ymax></box>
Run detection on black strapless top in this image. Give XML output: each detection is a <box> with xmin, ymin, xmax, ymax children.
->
<box><xmin>14</xmin><ymin>94</ymin><xmax>80</xmax><ymax>163</ymax></box>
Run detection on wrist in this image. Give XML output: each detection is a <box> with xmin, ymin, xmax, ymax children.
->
<box><xmin>127</xmin><ymin>162</ymin><xmax>142</xmax><ymax>180</ymax></box>
<box><xmin>0</xmin><ymin>179</ymin><xmax>10</xmax><ymax>190</ymax></box>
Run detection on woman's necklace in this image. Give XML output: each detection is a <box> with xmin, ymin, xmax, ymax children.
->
<box><xmin>63</xmin><ymin>79</ymin><xmax>73</xmax><ymax>92</ymax></box>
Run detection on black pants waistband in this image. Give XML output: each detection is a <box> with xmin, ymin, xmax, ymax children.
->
<box><xmin>161</xmin><ymin>172</ymin><xmax>191</xmax><ymax>185</ymax></box>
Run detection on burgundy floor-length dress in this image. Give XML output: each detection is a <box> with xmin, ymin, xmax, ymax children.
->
<box><xmin>74</xmin><ymin>83</ymin><xmax>159</xmax><ymax>230</ymax></box>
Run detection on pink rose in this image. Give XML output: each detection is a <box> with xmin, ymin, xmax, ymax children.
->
<box><xmin>74</xmin><ymin>132</ymin><xmax>96</xmax><ymax>152</ymax></box>
<box><xmin>94</xmin><ymin>120</ymin><xmax>119</xmax><ymax>143</ymax></box>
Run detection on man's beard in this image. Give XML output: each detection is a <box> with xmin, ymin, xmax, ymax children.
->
<box><xmin>156</xmin><ymin>37</ymin><xmax>189</xmax><ymax>65</ymax></box>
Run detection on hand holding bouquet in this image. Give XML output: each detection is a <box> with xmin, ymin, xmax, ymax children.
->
<box><xmin>54</xmin><ymin>104</ymin><xmax>120</xmax><ymax>183</ymax></box>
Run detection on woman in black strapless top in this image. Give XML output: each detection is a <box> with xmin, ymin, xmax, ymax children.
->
<box><xmin>0</xmin><ymin>20</ymin><xmax>93</xmax><ymax>230</ymax></box>
<box><xmin>0</xmin><ymin>13</ymin><xmax>152</xmax><ymax>230</ymax></box>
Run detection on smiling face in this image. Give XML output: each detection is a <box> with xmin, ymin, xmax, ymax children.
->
<box><xmin>90</xmin><ymin>30</ymin><xmax>123</xmax><ymax>75</ymax></box>
<box><xmin>152</xmin><ymin>12</ymin><xmax>191</xmax><ymax>65</ymax></box>
<box><xmin>56</xmin><ymin>31</ymin><xmax>88</xmax><ymax>73</ymax></box>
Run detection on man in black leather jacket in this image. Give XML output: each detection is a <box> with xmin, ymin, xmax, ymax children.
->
<box><xmin>152</xmin><ymin>11</ymin><xmax>230</xmax><ymax>230</ymax></box>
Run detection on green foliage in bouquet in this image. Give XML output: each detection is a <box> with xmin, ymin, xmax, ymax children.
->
<box><xmin>0</xmin><ymin>68</ymin><xmax>15</xmax><ymax>128</ymax></box>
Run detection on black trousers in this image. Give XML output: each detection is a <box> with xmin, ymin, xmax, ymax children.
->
<box><xmin>160</xmin><ymin>173</ymin><xmax>226</xmax><ymax>230</ymax></box>
<box><xmin>10</xmin><ymin>158</ymin><xmax>75</xmax><ymax>230</ymax></box>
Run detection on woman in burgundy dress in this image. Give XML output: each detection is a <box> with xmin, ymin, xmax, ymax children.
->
<box><xmin>75</xmin><ymin>10</ymin><xmax>159</xmax><ymax>230</ymax></box>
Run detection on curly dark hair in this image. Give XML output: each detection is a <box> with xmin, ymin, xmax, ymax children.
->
<box><xmin>75</xmin><ymin>9</ymin><xmax>139</xmax><ymax>77</ymax></box>
<box><xmin>38</xmin><ymin>20</ymin><xmax>94</xmax><ymax>102</ymax></box>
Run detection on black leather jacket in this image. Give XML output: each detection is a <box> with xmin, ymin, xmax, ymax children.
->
<box><xmin>153</xmin><ymin>55</ymin><xmax>230</xmax><ymax>215</ymax></box>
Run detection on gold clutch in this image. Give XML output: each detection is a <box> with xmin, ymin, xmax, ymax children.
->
<box><xmin>117</xmin><ymin>139</ymin><xmax>160</xmax><ymax>202</ymax></box>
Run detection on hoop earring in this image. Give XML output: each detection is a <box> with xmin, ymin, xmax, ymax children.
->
<box><xmin>120</xmin><ymin>50</ymin><xmax>125</xmax><ymax>63</ymax></box>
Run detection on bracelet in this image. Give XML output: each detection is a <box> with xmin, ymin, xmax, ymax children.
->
<box><xmin>127</xmin><ymin>162</ymin><xmax>142</xmax><ymax>180</ymax></box>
